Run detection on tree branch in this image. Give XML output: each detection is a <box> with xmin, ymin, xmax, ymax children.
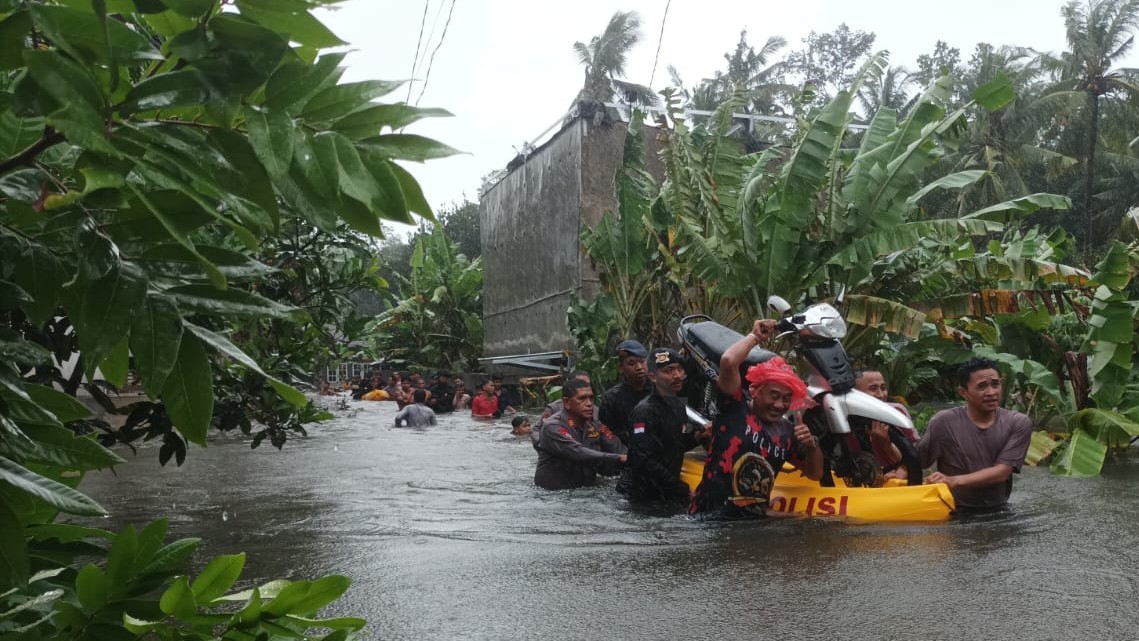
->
<box><xmin>0</xmin><ymin>130</ymin><xmax>65</xmax><ymax>175</ymax></box>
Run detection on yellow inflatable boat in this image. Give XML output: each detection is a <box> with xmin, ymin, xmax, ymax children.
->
<box><xmin>361</xmin><ymin>389</ymin><xmax>389</xmax><ymax>401</ymax></box>
<box><xmin>680</xmin><ymin>454</ymin><xmax>955</xmax><ymax>522</ymax></box>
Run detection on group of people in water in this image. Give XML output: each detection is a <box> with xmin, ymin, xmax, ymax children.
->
<box><xmin>530</xmin><ymin>320</ymin><xmax>1032</xmax><ymax>518</ymax></box>
<box><xmin>333</xmin><ymin>316</ymin><xmax>1032</xmax><ymax>517</ymax></box>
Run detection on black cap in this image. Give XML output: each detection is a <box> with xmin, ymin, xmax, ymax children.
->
<box><xmin>615</xmin><ymin>339</ymin><xmax>648</xmax><ymax>359</ymax></box>
<box><xmin>648</xmin><ymin>348</ymin><xmax>686</xmax><ymax>371</ymax></box>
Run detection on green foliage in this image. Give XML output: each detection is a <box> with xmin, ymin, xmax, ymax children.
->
<box><xmin>369</xmin><ymin>226</ymin><xmax>483</xmax><ymax>371</ymax></box>
<box><xmin>0</xmin><ymin>0</ymin><xmax>453</xmax><ymax>635</ymax></box>
<box><xmin>0</xmin><ymin>519</ymin><xmax>362</xmax><ymax>640</ymax></box>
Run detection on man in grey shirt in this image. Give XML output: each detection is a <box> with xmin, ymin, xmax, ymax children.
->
<box><xmin>918</xmin><ymin>358</ymin><xmax>1033</xmax><ymax>510</ymax></box>
<box><xmin>394</xmin><ymin>389</ymin><xmax>437</xmax><ymax>427</ymax></box>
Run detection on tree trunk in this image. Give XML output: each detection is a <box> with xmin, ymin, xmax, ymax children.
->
<box><xmin>1083</xmin><ymin>91</ymin><xmax>1099</xmax><ymax>256</ymax></box>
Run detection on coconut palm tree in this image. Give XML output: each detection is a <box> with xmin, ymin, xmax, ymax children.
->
<box><xmin>1040</xmin><ymin>0</ymin><xmax>1139</xmax><ymax>253</ymax></box>
<box><xmin>855</xmin><ymin>64</ymin><xmax>917</xmax><ymax>119</ymax></box>
<box><xmin>572</xmin><ymin>11</ymin><xmax>653</xmax><ymax>106</ymax></box>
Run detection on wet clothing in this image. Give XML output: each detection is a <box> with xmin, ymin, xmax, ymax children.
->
<box><xmin>598</xmin><ymin>381</ymin><xmax>651</xmax><ymax>445</ymax></box>
<box><xmin>617</xmin><ymin>389</ymin><xmax>698</xmax><ymax>503</ymax></box>
<box><xmin>394</xmin><ymin>403</ymin><xmax>437</xmax><ymax>427</ymax></box>
<box><xmin>532</xmin><ymin>401</ymin><xmax>600</xmax><ymax>450</ymax></box>
<box><xmin>690</xmin><ymin>388</ymin><xmax>805</xmax><ymax>518</ymax></box>
<box><xmin>918</xmin><ymin>406</ymin><xmax>1032</xmax><ymax>509</ymax></box>
<box><xmin>427</xmin><ymin>381</ymin><xmax>455</xmax><ymax>413</ymax></box>
<box><xmin>534</xmin><ymin>410</ymin><xmax>625</xmax><ymax>490</ymax></box>
<box><xmin>471</xmin><ymin>394</ymin><xmax>498</xmax><ymax>417</ymax></box>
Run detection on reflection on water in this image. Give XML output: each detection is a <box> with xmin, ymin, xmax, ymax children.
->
<box><xmin>79</xmin><ymin>397</ymin><xmax>1139</xmax><ymax>640</ymax></box>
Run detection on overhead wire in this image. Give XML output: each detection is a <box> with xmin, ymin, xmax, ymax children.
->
<box><xmin>407</xmin><ymin>0</ymin><xmax>431</xmax><ymax>103</ymax></box>
<box><xmin>414</xmin><ymin>0</ymin><xmax>457</xmax><ymax>106</ymax></box>
<box><xmin>648</xmin><ymin>0</ymin><xmax>673</xmax><ymax>89</ymax></box>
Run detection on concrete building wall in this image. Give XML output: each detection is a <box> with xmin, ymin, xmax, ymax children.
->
<box><xmin>481</xmin><ymin>114</ymin><xmax>666</xmax><ymax>359</ymax></box>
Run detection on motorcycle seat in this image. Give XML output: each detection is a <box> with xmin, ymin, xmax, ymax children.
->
<box><xmin>683</xmin><ymin>320</ymin><xmax>775</xmax><ymax>370</ymax></box>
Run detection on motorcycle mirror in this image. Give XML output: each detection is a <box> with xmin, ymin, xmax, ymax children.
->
<box><xmin>767</xmin><ymin>295</ymin><xmax>792</xmax><ymax>315</ymax></box>
<box><xmin>835</xmin><ymin>284</ymin><xmax>847</xmax><ymax>307</ymax></box>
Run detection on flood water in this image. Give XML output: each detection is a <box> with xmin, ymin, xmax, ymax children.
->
<box><xmin>79</xmin><ymin>396</ymin><xmax>1139</xmax><ymax>640</ymax></box>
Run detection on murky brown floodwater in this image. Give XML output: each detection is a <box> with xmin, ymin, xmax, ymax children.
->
<box><xmin>78</xmin><ymin>396</ymin><xmax>1139</xmax><ymax>640</ymax></box>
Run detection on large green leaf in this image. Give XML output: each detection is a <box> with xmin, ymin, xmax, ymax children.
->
<box><xmin>0</xmin><ymin>498</ymin><xmax>28</xmax><ymax>590</ymax></box>
<box><xmin>160</xmin><ymin>333</ymin><xmax>213</xmax><ymax>446</ymax></box>
<box><xmin>166</xmin><ymin>285</ymin><xmax>303</xmax><ymax>321</ymax></box>
<box><xmin>331</xmin><ymin>104</ymin><xmax>452</xmax><ymax>140</ymax></box>
<box><xmin>0</xmin><ymin>456</ymin><xmax>106</xmax><ymax>516</ymax></box>
<box><xmin>971</xmin><ymin>72</ymin><xmax>1016</xmax><ymax>112</ymax></box>
<box><xmin>263</xmin><ymin>575</ymin><xmax>351</xmax><ymax>616</ymax></box>
<box><xmin>263</xmin><ymin>51</ymin><xmax>345</xmax><ymax>111</ymax></box>
<box><xmin>71</xmin><ymin>263</ymin><xmax>148</xmax><ymax>378</ymax></box>
<box><xmin>29</xmin><ymin>4</ymin><xmax>162</xmax><ymax>64</ymax></box>
<box><xmin>22</xmin><ymin>384</ymin><xmax>92</xmax><ymax>423</ymax></box>
<box><xmin>301</xmin><ymin>80</ymin><xmax>404</xmax><ymax>122</ymax></box>
<box><xmin>0</xmin><ymin>10</ymin><xmax>32</xmax><ymax>71</ymax></box>
<box><xmin>159</xmin><ymin>575</ymin><xmax>197</xmax><ymax>619</ymax></box>
<box><xmin>905</xmin><ymin>169</ymin><xmax>988</xmax><ymax>205</ymax></box>
<box><xmin>21</xmin><ymin>50</ymin><xmax>114</xmax><ymax>154</ymax></box>
<box><xmin>244</xmin><ymin>106</ymin><xmax>296</xmax><ymax>184</ymax></box>
<box><xmin>357</xmin><ymin>134</ymin><xmax>462</xmax><ymax>163</ymax></box>
<box><xmin>190</xmin><ymin>552</ymin><xmax>245</xmax><ymax>602</ymax></box>
<box><xmin>208</xmin><ymin>128</ymin><xmax>279</xmax><ymax>225</ymax></box>
<box><xmin>236</xmin><ymin>0</ymin><xmax>344</xmax><ymax>48</ymax></box>
<box><xmin>19</xmin><ymin>424</ymin><xmax>124</xmax><ymax>470</ymax></box>
<box><xmin>130</xmin><ymin>293</ymin><xmax>184</xmax><ymax>398</ymax></box>
<box><xmin>843</xmin><ymin>295</ymin><xmax>926</xmax><ymax>337</ymax></box>
<box><xmin>128</xmin><ymin>186</ymin><xmax>226</xmax><ymax>289</ymax></box>
<box><xmin>1050</xmin><ymin>428</ymin><xmax>1108</xmax><ymax>477</ymax></box>
<box><xmin>961</xmin><ymin>193</ymin><xmax>1073</xmax><ymax>222</ymax></box>
<box><xmin>1025</xmin><ymin>431</ymin><xmax>1059</xmax><ymax>466</ymax></box>
<box><xmin>1068</xmin><ymin>408</ymin><xmax>1139</xmax><ymax>444</ymax></box>
<box><xmin>119</xmin><ymin>69</ymin><xmax>216</xmax><ymax>116</ymax></box>
<box><xmin>184</xmin><ymin>323</ymin><xmax>306</xmax><ymax>407</ymax></box>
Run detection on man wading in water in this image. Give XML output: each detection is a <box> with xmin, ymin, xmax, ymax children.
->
<box><xmin>598</xmin><ymin>340</ymin><xmax>650</xmax><ymax>445</ymax></box>
<box><xmin>690</xmin><ymin>320</ymin><xmax>822</xmax><ymax>519</ymax></box>
<box><xmin>618</xmin><ymin>348</ymin><xmax>709</xmax><ymax>508</ymax></box>
<box><xmin>534</xmin><ymin>379</ymin><xmax>626</xmax><ymax>490</ymax></box>
<box><xmin>918</xmin><ymin>358</ymin><xmax>1032</xmax><ymax>511</ymax></box>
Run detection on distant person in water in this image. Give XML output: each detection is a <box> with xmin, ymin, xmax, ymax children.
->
<box><xmin>427</xmin><ymin>371</ymin><xmax>456</xmax><ymax>413</ymax></box>
<box><xmin>319</xmin><ymin>381</ymin><xmax>334</xmax><ymax>395</ymax></box>
<box><xmin>394</xmin><ymin>389</ymin><xmax>437</xmax><ymax>427</ymax></box>
<box><xmin>534</xmin><ymin>379</ymin><xmax>626</xmax><ymax>490</ymax></box>
<box><xmin>491</xmin><ymin>374</ymin><xmax>518</xmax><ymax>416</ymax></box>
<box><xmin>453</xmin><ymin>378</ymin><xmax>472</xmax><ymax>410</ymax></box>
<box><xmin>599</xmin><ymin>340</ymin><xmax>651</xmax><ymax>445</ymax></box>
<box><xmin>511</xmin><ymin>415</ymin><xmax>532</xmax><ymax>436</ymax></box>
<box><xmin>854</xmin><ymin>368</ymin><xmax>917</xmax><ymax>481</ymax></box>
<box><xmin>918</xmin><ymin>358</ymin><xmax>1032</xmax><ymax>511</ymax></box>
<box><xmin>471</xmin><ymin>380</ymin><xmax>499</xmax><ymax>418</ymax></box>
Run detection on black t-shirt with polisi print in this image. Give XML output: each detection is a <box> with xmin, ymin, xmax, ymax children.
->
<box><xmin>690</xmin><ymin>388</ymin><xmax>804</xmax><ymax>519</ymax></box>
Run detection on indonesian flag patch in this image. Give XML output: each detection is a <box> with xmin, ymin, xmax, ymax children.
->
<box><xmin>633</xmin><ymin>422</ymin><xmax>646</xmax><ymax>435</ymax></box>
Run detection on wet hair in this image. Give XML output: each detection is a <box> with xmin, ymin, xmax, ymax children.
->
<box><xmin>957</xmin><ymin>357</ymin><xmax>1000</xmax><ymax>388</ymax></box>
<box><xmin>854</xmin><ymin>369</ymin><xmax>882</xmax><ymax>380</ymax></box>
<box><xmin>511</xmin><ymin>415</ymin><xmax>530</xmax><ymax>429</ymax></box>
<box><xmin>491</xmin><ymin>374</ymin><xmax>504</xmax><ymax>382</ymax></box>
<box><xmin>413</xmin><ymin>389</ymin><xmax>427</xmax><ymax>403</ymax></box>
<box><xmin>563</xmin><ymin>378</ymin><xmax>593</xmax><ymax>399</ymax></box>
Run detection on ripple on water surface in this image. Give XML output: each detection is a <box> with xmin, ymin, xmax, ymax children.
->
<box><xmin>77</xmin><ymin>396</ymin><xmax>1139</xmax><ymax>640</ymax></box>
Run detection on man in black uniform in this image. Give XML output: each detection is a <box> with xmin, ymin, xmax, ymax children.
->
<box><xmin>426</xmin><ymin>371</ymin><xmax>456</xmax><ymax>413</ymax></box>
<box><xmin>534</xmin><ymin>379</ymin><xmax>626</xmax><ymax>490</ymax></box>
<box><xmin>598</xmin><ymin>339</ymin><xmax>650</xmax><ymax>445</ymax></box>
<box><xmin>618</xmin><ymin>348</ymin><xmax>707</xmax><ymax>506</ymax></box>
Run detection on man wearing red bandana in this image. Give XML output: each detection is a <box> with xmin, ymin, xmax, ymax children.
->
<box><xmin>690</xmin><ymin>320</ymin><xmax>823</xmax><ymax>519</ymax></box>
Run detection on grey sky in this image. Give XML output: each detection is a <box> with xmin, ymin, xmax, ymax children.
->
<box><xmin>317</xmin><ymin>1</ymin><xmax>1137</xmax><ymax>226</ymax></box>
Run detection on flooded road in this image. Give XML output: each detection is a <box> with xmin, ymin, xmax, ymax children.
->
<box><xmin>79</xmin><ymin>397</ymin><xmax>1139</xmax><ymax>640</ymax></box>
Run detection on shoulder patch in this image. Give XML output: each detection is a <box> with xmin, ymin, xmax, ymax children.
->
<box><xmin>633</xmin><ymin>422</ymin><xmax>646</xmax><ymax>435</ymax></box>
